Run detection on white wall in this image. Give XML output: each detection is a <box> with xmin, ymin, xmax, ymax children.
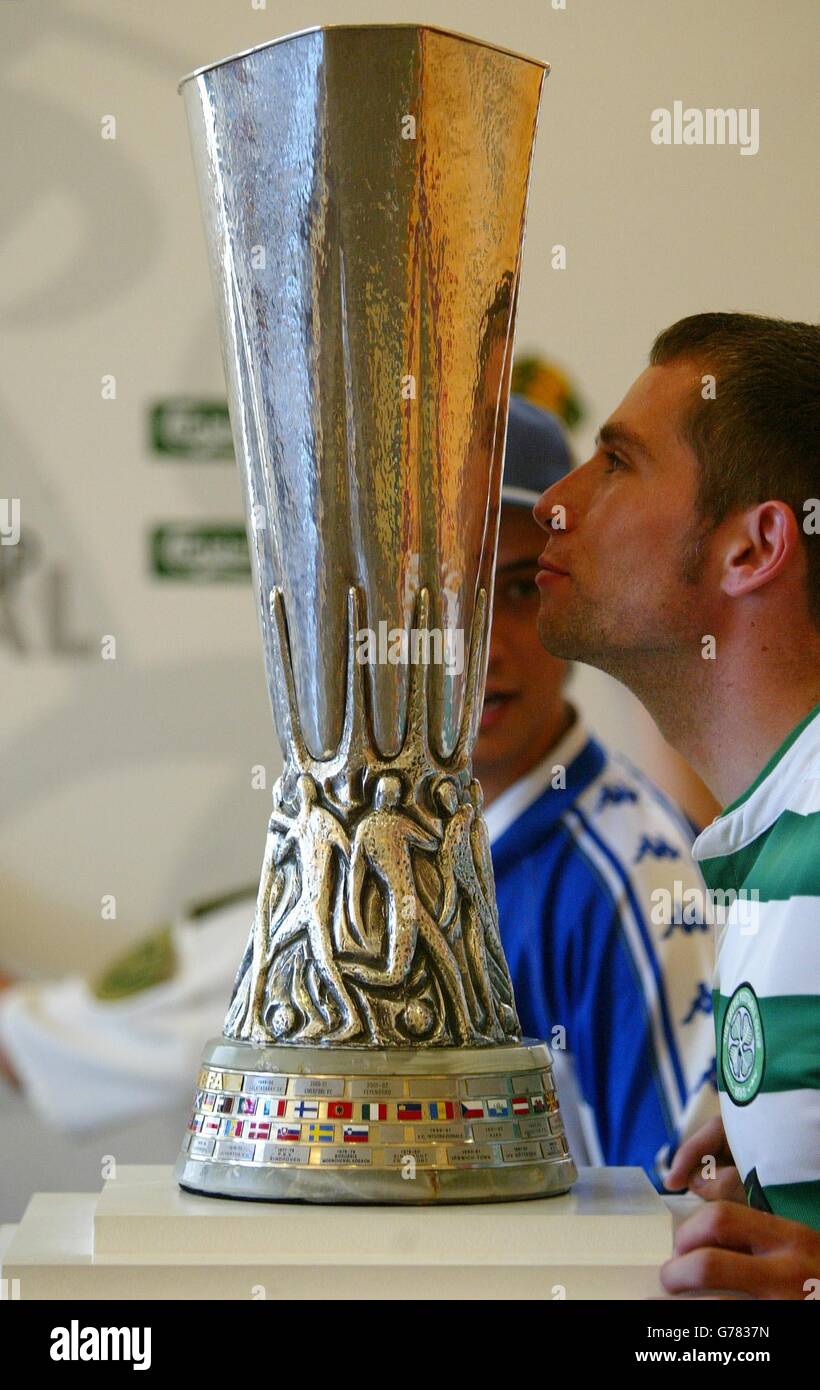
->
<box><xmin>1</xmin><ymin>0</ymin><xmax>817</xmax><ymax>974</ymax></box>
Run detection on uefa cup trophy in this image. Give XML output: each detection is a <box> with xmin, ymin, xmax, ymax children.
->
<box><xmin>175</xmin><ymin>24</ymin><xmax>577</xmax><ymax>1202</ymax></box>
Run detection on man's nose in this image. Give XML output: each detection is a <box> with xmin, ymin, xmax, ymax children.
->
<box><xmin>533</xmin><ymin>478</ymin><xmax>573</xmax><ymax>535</ymax></box>
<box><xmin>532</xmin><ymin>459</ymin><xmax>592</xmax><ymax>535</ymax></box>
<box><xmin>487</xmin><ymin>624</ymin><xmax>509</xmax><ymax>665</ymax></box>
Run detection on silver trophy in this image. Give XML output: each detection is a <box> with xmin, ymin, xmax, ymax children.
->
<box><xmin>175</xmin><ymin>23</ymin><xmax>576</xmax><ymax>1202</ymax></box>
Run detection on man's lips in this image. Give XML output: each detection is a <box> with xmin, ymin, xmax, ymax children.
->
<box><xmin>480</xmin><ymin>690</ymin><xmax>518</xmax><ymax>730</ymax></box>
<box><xmin>536</xmin><ymin>554</ymin><xmax>570</xmax><ymax>587</ymax></box>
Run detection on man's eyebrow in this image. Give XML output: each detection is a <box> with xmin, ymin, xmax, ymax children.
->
<box><xmin>595</xmin><ymin>421</ymin><xmax>654</xmax><ymax>461</ymax></box>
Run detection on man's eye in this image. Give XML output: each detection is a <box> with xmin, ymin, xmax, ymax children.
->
<box><xmin>603</xmin><ymin>451</ymin><xmax>625</xmax><ymax>473</ymax></box>
<box><xmin>505</xmin><ymin>578</ymin><xmax>537</xmax><ymax>601</ymax></box>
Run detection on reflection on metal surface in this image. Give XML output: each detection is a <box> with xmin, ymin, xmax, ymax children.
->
<box><xmin>181</xmin><ymin>22</ymin><xmax>545</xmax><ymax>763</ymax></box>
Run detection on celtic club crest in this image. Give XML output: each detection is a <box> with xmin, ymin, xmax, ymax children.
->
<box><xmin>721</xmin><ymin>983</ymin><xmax>765</xmax><ymax>1105</ymax></box>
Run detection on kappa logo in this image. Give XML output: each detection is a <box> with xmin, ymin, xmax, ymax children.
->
<box><xmin>721</xmin><ymin>983</ymin><xmax>765</xmax><ymax>1105</ymax></box>
<box><xmin>51</xmin><ymin>1320</ymin><xmax>151</xmax><ymax>1369</ymax></box>
<box><xmin>595</xmin><ymin>783</ymin><xmax>639</xmax><ymax>812</ymax></box>
<box><xmin>634</xmin><ymin>834</ymin><xmax>680</xmax><ymax>864</ymax></box>
<box><xmin>682</xmin><ymin>981</ymin><xmax>713</xmax><ymax>1025</ymax></box>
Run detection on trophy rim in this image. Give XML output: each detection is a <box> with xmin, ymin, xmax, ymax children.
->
<box><xmin>178</xmin><ymin>22</ymin><xmax>550</xmax><ymax>92</ymax></box>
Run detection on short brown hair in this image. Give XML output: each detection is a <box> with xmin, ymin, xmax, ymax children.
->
<box><xmin>650</xmin><ymin>312</ymin><xmax>820</xmax><ymax>625</ymax></box>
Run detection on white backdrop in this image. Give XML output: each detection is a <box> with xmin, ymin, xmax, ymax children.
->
<box><xmin>2</xmin><ymin>0</ymin><xmax>818</xmax><ymax>977</ymax></box>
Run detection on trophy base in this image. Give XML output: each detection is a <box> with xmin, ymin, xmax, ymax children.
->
<box><xmin>174</xmin><ymin>1037</ymin><xmax>577</xmax><ymax>1204</ymax></box>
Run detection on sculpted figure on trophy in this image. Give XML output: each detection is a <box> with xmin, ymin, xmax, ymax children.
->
<box><xmin>226</xmin><ymin>583</ymin><xmax>521</xmax><ymax>1049</ymax></box>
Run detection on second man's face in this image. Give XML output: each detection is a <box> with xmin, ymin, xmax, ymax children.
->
<box><xmin>475</xmin><ymin>506</ymin><xmax>569</xmax><ymax>780</ymax></box>
<box><xmin>533</xmin><ymin>361</ymin><xmax>718</xmax><ymax>676</ymax></box>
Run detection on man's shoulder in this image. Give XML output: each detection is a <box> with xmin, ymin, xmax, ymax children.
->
<box><xmin>493</xmin><ymin>735</ymin><xmax>704</xmax><ymax>903</ymax></box>
<box><xmin>565</xmin><ymin>746</ymin><xmax>715</xmax><ymax>977</ymax></box>
<box><xmin>693</xmin><ymin>703</ymin><xmax>820</xmax><ymax>871</ymax></box>
<box><xmin>568</xmin><ymin>741</ymin><xmax>701</xmax><ymax>870</ymax></box>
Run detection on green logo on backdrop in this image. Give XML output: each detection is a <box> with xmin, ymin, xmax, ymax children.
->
<box><xmin>149</xmin><ymin>399</ymin><xmax>233</xmax><ymax>459</ymax></box>
<box><xmin>149</xmin><ymin>524</ymin><xmax>250</xmax><ymax>580</ymax></box>
<box><xmin>93</xmin><ymin>925</ymin><xmax>177</xmax><ymax>1000</ymax></box>
<box><xmin>721</xmin><ymin>982</ymin><xmax>765</xmax><ymax>1105</ymax></box>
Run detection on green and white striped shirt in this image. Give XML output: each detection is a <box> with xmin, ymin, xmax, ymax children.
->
<box><xmin>692</xmin><ymin>701</ymin><xmax>820</xmax><ymax>1229</ymax></box>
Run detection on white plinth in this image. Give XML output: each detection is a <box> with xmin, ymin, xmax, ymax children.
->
<box><xmin>1</xmin><ymin>1165</ymin><xmax>691</xmax><ymax>1300</ymax></box>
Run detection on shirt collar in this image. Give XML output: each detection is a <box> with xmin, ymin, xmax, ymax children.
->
<box><xmin>483</xmin><ymin>710</ymin><xmax>591</xmax><ymax>845</ymax></box>
<box><xmin>692</xmin><ymin>701</ymin><xmax>820</xmax><ymax>862</ymax></box>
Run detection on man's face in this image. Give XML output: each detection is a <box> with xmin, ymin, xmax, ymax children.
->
<box><xmin>534</xmin><ymin>362</ymin><xmax>715</xmax><ymax>669</ymax></box>
<box><xmin>475</xmin><ymin>505</ymin><xmax>568</xmax><ymax>775</ymax></box>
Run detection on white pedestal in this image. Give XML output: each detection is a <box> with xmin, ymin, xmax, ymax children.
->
<box><xmin>1</xmin><ymin>1165</ymin><xmax>694</xmax><ymax>1300</ymax></box>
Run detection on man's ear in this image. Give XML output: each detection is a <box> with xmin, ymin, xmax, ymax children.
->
<box><xmin>720</xmin><ymin>501</ymin><xmax>799</xmax><ymax>599</ymax></box>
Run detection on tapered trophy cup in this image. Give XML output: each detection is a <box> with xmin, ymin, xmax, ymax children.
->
<box><xmin>175</xmin><ymin>24</ymin><xmax>577</xmax><ymax>1202</ymax></box>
